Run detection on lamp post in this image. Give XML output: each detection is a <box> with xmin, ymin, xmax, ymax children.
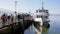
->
<box><xmin>15</xmin><ymin>1</ymin><xmax>17</xmax><ymax>22</ymax></box>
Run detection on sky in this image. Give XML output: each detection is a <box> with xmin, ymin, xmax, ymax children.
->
<box><xmin>0</xmin><ymin>0</ymin><xmax>60</xmax><ymax>14</ymax></box>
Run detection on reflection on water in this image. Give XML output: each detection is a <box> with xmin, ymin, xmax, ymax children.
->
<box><xmin>24</xmin><ymin>24</ymin><xmax>35</xmax><ymax>34</ymax></box>
<box><xmin>24</xmin><ymin>24</ymin><xmax>50</xmax><ymax>34</ymax></box>
<box><xmin>25</xmin><ymin>15</ymin><xmax>60</xmax><ymax>34</ymax></box>
<box><xmin>35</xmin><ymin>27</ymin><xmax>48</xmax><ymax>34</ymax></box>
<box><xmin>34</xmin><ymin>24</ymin><xmax>50</xmax><ymax>34</ymax></box>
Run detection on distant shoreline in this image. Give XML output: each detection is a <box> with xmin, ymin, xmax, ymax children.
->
<box><xmin>50</xmin><ymin>14</ymin><xmax>60</xmax><ymax>16</ymax></box>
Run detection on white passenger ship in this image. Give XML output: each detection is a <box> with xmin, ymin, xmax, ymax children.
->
<box><xmin>33</xmin><ymin>0</ymin><xmax>50</xmax><ymax>26</ymax></box>
<box><xmin>34</xmin><ymin>8</ymin><xmax>50</xmax><ymax>26</ymax></box>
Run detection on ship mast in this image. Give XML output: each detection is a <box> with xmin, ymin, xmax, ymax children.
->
<box><xmin>41</xmin><ymin>0</ymin><xmax>44</xmax><ymax>11</ymax></box>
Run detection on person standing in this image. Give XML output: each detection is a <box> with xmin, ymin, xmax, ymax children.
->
<box><xmin>7</xmin><ymin>15</ymin><xmax>11</xmax><ymax>24</ymax></box>
<box><xmin>10</xmin><ymin>14</ymin><xmax>14</xmax><ymax>24</ymax></box>
<box><xmin>1</xmin><ymin>13</ymin><xmax>6</xmax><ymax>26</ymax></box>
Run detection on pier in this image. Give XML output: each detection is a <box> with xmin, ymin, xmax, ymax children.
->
<box><xmin>0</xmin><ymin>13</ymin><xmax>34</xmax><ymax>34</ymax></box>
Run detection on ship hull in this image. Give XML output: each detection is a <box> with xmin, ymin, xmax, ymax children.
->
<box><xmin>34</xmin><ymin>17</ymin><xmax>50</xmax><ymax>26</ymax></box>
<box><xmin>34</xmin><ymin>21</ymin><xmax>50</xmax><ymax>34</ymax></box>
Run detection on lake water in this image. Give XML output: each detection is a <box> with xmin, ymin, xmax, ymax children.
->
<box><xmin>24</xmin><ymin>14</ymin><xmax>60</xmax><ymax>34</ymax></box>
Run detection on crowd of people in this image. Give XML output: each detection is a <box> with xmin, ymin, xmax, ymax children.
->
<box><xmin>1</xmin><ymin>13</ymin><xmax>14</xmax><ymax>26</ymax></box>
<box><xmin>0</xmin><ymin>13</ymin><xmax>32</xmax><ymax>26</ymax></box>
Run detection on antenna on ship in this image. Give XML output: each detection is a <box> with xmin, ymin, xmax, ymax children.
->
<box><xmin>41</xmin><ymin>0</ymin><xmax>44</xmax><ymax>10</ymax></box>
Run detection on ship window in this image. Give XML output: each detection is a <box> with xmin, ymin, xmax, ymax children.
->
<box><xmin>46</xmin><ymin>10</ymin><xmax>48</xmax><ymax>11</ymax></box>
<box><xmin>37</xmin><ymin>15</ymin><xmax>39</xmax><ymax>18</ymax></box>
<box><xmin>45</xmin><ymin>16</ymin><xmax>48</xmax><ymax>18</ymax></box>
<box><xmin>39</xmin><ymin>10</ymin><xmax>42</xmax><ymax>12</ymax></box>
<box><xmin>39</xmin><ymin>10</ymin><xmax>45</xmax><ymax>12</ymax></box>
<box><xmin>46</xmin><ymin>12</ymin><xmax>48</xmax><ymax>13</ymax></box>
<box><xmin>36</xmin><ymin>15</ymin><xmax>42</xmax><ymax>18</ymax></box>
<box><xmin>43</xmin><ymin>10</ymin><xmax>45</xmax><ymax>12</ymax></box>
<box><xmin>45</xmin><ymin>10</ymin><xmax>48</xmax><ymax>13</ymax></box>
<box><xmin>36</xmin><ymin>10</ymin><xmax>38</xmax><ymax>13</ymax></box>
<box><xmin>41</xmin><ymin>16</ymin><xmax>42</xmax><ymax>18</ymax></box>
